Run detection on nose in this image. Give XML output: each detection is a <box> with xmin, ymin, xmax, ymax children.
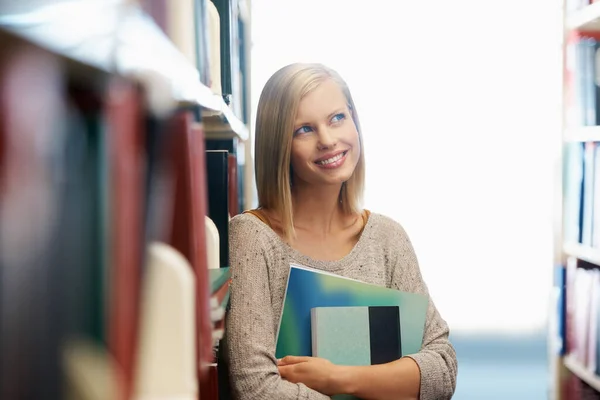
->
<box><xmin>317</xmin><ymin>126</ymin><xmax>337</xmax><ymax>149</ymax></box>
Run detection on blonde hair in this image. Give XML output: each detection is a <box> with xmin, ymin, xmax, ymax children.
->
<box><xmin>254</xmin><ymin>63</ymin><xmax>365</xmax><ymax>240</ymax></box>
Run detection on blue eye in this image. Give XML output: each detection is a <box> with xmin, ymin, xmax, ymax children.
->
<box><xmin>331</xmin><ymin>113</ymin><xmax>346</xmax><ymax>123</ymax></box>
<box><xmin>294</xmin><ymin>125</ymin><xmax>313</xmax><ymax>136</ymax></box>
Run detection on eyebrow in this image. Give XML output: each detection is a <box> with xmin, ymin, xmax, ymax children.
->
<box><xmin>294</xmin><ymin>107</ymin><xmax>347</xmax><ymax>128</ymax></box>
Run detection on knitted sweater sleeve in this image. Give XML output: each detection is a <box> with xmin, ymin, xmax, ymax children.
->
<box><xmin>387</xmin><ymin>220</ymin><xmax>458</xmax><ymax>399</ymax></box>
<box><xmin>223</xmin><ymin>216</ymin><xmax>331</xmax><ymax>400</ymax></box>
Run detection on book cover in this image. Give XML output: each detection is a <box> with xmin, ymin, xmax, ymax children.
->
<box><xmin>208</xmin><ymin>266</ymin><xmax>231</xmax><ymax>295</ymax></box>
<box><xmin>562</xmin><ymin>142</ymin><xmax>584</xmax><ymax>245</ymax></box>
<box><xmin>587</xmin><ymin>269</ymin><xmax>600</xmax><ymax>372</ymax></box>
<box><xmin>581</xmin><ymin>141</ymin><xmax>597</xmax><ymax>246</ymax></box>
<box><xmin>228</xmin><ymin>153</ymin><xmax>239</xmax><ymax>217</ymax></box>
<box><xmin>165</xmin><ymin>111</ymin><xmax>214</xmax><ymax>394</ymax></box>
<box><xmin>205</xmin><ymin>215</ymin><xmax>220</xmax><ymax>270</ymax></box>
<box><xmin>275</xmin><ymin>264</ymin><xmax>428</xmax><ymax>360</ymax></box>
<box><xmin>205</xmin><ymin>149</ymin><xmax>229</xmax><ymax>268</ymax></box>
<box><xmin>107</xmin><ymin>79</ymin><xmax>146</xmax><ymax>400</ymax></box>
<box><xmin>134</xmin><ymin>242</ymin><xmax>197</xmax><ymax>399</ymax></box>
<box><xmin>311</xmin><ymin>306</ymin><xmax>402</xmax><ymax>366</ymax></box>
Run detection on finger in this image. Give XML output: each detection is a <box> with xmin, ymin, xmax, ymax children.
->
<box><xmin>278</xmin><ymin>355</ymin><xmax>311</xmax><ymax>366</ymax></box>
<box><xmin>278</xmin><ymin>365</ymin><xmax>290</xmax><ymax>379</ymax></box>
<box><xmin>278</xmin><ymin>365</ymin><xmax>299</xmax><ymax>383</ymax></box>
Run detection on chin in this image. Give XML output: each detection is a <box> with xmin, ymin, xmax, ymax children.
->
<box><xmin>330</xmin><ymin>171</ymin><xmax>354</xmax><ymax>184</ymax></box>
<box><xmin>293</xmin><ymin>170</ymin><xmax>351</xmax><ymax>188</ymax></box>
<box><xmin>317</xmin><ymin>168</ymin><xmax>355</xmax><ymax>186</ymax></box>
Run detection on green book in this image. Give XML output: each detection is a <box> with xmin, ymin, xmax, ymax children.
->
<box><xmin>311</xmin><ymin>306</ymin><xmax>401</xmax><ymax>366</ymax></box>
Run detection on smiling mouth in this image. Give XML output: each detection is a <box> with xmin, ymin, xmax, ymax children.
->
<box><xmin>315</xmin><ymin>151</ymin><xmax>348</xmax><ymax>166</ymax></box>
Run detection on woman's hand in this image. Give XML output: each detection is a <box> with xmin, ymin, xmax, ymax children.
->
<box><xmin>277</xmin><ymin>356</ymin><xmax>343</xmax><ymax>396</ymax></box>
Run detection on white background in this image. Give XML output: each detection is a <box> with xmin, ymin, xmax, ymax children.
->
<box><xmin>250</xmin><ymin>0</ymin><xmax>564</xmax><ymax>335</ymax></box>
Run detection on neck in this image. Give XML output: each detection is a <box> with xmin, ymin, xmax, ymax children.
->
<box><xmin>291</xmin><ymin>182</ymin><xmax>344</xmax><ymax>236</ymax></box>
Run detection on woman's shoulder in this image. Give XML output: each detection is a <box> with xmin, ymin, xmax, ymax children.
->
<box><xmin>229</xmin><ymin>210</ymin><xmax>280</xmax><ymax>243</ymax></box>
<box><xmin>365</xmin><ymin>212</ymin><xmax>420</xmax><ymax>276</ymax></box>
<box><xmin>366</xmin><ymin>211</ymin><xmax>412</xmax><ymax>241</ymax></box>
<box><xmin>230</xmin><ymin>211</ymin><xmax>269</xmax><ymax>232</ymax></box>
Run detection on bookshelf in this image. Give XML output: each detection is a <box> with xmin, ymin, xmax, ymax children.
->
<box><xmin>554</xmin><ymin>1</ymin><xmax>600</xmax><ymax>399</ymax></box>
<box><xmin>0</xmin><ymin>1</ymin><xmax>249</xmax><ymax>400</ymax></box>
<box><xmin>566</xmin><ymin>1</ymin><xmax>600</xmax><ymax>30</ymax></box>
<box><xmin>564</xmin><ymin>242</ymin><xmax>600</xmax><ymax>265</ymax></box>
<box><xmin>565</xmin><ymin>127</ymin><xmax>600</xmax><ymax>142</ymax></box>
<box><xmin>564</xmin><ymin>354</ymin><xmax>600</xmax><ymax>392</ymax></box>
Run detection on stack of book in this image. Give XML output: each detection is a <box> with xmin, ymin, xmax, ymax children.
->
<box><xmin>275</xmin><ymin>264</ymin><xmax>429</xmax><ymax>399</ymax></box>
<box><xmin>566</xmin><ymin>257</ymin><xmax>600</xmax><ymax>374</ymax></box>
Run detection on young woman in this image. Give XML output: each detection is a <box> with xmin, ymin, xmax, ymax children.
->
<box><xmin>222</xmin><ymin>63</ymin><xmax>457</xmax><ymax>400</ymax></box>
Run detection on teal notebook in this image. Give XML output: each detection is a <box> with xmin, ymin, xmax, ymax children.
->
<box><xmin>275</xmin><ymin>264</ymin><xmax>428</xmax><ymax>360</ymax></box>
<box><xmin>313</xmin><ymin>306</ymin><xmax>403</xmax><ymax>400</ymax></box>
<box><xmin>311</xmin><ymin>306</ymin><xmax>402</xmax><ymax>367</ymax></box>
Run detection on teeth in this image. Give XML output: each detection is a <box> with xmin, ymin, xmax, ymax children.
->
<box><xmin>317</xmin><ymin>152</ymin><xmax>345</xmax><ymax>165</ymax></box>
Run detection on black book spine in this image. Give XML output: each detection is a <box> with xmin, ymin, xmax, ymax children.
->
<box><xmin>368</xmin><ymin>306</ymin><xmax>402</xmax><ymax>365</ymax></box>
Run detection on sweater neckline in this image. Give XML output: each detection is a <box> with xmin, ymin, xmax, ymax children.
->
<box><xmin>248</xmin><ymin>211</ymin><xmax>376</xmax><ymax>272</ymax></box>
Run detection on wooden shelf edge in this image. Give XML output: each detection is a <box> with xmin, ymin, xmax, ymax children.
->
<box><xmin>564</xmin><ymin>354</ymin><xmax>600</xmax><ymax>391</ymax></box>
<box><xmin>564</xmin><ymin>243</ymin><xmax>600</xmax><ymax>266</ymax></box>
<box><xmin>201</xmin><ymin>113</ymin><xmax>249</xmax><ymax>142</ymax></box>
<box><xmin>0</xmin><ymin>4</ymin><xmax>250</xmax><ymax>141</ymax></box>
<box><xmin>566</xmin><ymin>2</ymin><xmax>600</xmax><ymax>31</ymax></box>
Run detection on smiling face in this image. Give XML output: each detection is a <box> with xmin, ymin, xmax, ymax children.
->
<box><xmin>290</xmin><ymin>79</ymin><xmax>361</xmax><ymax>188</ymax></box>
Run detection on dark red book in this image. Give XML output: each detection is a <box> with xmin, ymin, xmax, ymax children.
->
<box><xmin>106</xmin><ymin>79</ymin><xmax>146</xmax><ymax>400</ymax></box>
<box><xmin>228</xmin><ymin>153</ymin><xmax>239</xmax><ymax>217</ymax></box>
<box><xmin>0</xmin><ymin>40</ymin><xmax>68</xmax><ymax>400</ymax></box>
<box><xmin>166</xmin><ymin>110</ymin><xmax>214</xmax><ymax>399</ymax></box>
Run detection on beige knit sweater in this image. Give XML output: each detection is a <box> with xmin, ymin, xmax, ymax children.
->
<box><xmin>222</xmin><ymin>212</ymin><xmax>457</xmax><ymax>399</ymax></box>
